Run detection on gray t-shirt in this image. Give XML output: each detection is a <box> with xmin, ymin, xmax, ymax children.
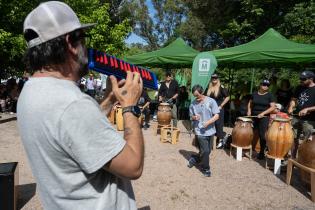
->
<box><xmin>17</xmin><ymin>77</ymin><xmax>136</xmax><ymax>210</ymax></box>
<box><xmin>189</xmin><ymin>96</ymin><xmax>220</xmax><ymax>136</ymax></box>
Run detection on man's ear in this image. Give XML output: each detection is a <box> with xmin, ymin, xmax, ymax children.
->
<box><xmin>65</xmin><ymin>34</ymin><xmax>78</xmax><ymax>56</ymax></box>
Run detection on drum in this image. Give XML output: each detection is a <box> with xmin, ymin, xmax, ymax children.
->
<box><xmin>266</xmin><ymin>117</ymin><xmax>294</xmax><ymax>158</ymax></box>
<box><xmin>232</xmin><ymin>117</ymin><xmax>254</xmax><ymax>147</ymax></box>
<box><xmin>157</xmin><ymin>103</ymin><xmax>172</xmax><ymax>125</ymax></box>
<box><xmin>297</xmin><ymin>133</ymin><xmax>315</xmax><ymax>184</ymax></box>
<box><xmin>115</xmin><ymin>106</ymin><xmax>124</xmax><ymax>131</ymax></box>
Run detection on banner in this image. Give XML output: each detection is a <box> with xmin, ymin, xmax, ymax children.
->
<box><xmin>191</xmin><ymin>52</ymin><xmax>217</xmax><ymax>97</ymax></box>
<box><xmin>88</xmin><ymin>49</ymin><xmax>158</xmax><ymax>90</ymax></box>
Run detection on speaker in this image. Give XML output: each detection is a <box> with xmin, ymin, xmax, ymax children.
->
<box><xmin>0</xmin><ymin>162</ymin><xmax>18</xmax><ymax>210</ymax></box>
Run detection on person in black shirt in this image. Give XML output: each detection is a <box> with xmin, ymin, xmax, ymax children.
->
<box><xmin>158</xmin><ymin>72</ymin><xmax>179</xmax><ymax>127</ymax></box>
<box><xmin>138</xmin><ymin>88</ymin><xmax>151</xmax><ymax>129</ymax></box>
<box><xmin>177</xmin><ymin>86</ymin><xmax>189</xmax><ymax>120</ymax></box>
<box><xmin>276</xmin><ymin>79</ymin><xmax>293</xmax><ymax>111</ymax></box>
<box><xmin>204</xmin><ymin>73</ymin><xmax>230</xmax><ymax>149</ymax></box>
<box><xmin>247</xmin><ymin>79</ymin><xmax>276</xmax><ymax>159</ymax></box>
<box><xmin>288</xmin><ymin>70</ymin><xmax>315</xmax><ymax>158</ymax></box>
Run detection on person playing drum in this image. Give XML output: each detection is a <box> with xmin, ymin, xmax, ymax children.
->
<box><xmin>247</xmin><ymin>79</ymin><xmax>276</xmax><ymax>159</ymax></box>
<box><xmin>158</xmin><ymin>71</ymin><xmax>179</xmax><ymax>127</ymax></box>
<box><xmin>288</xmin><ymin>70</ymin><xmax>315</xmax><ymax>158</ymax></box>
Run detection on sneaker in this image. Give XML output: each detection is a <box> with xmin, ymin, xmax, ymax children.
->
<box><xmin>187</xmin><ymin>157</ymin><xmax>197</xmax><ymax>168</ymax></box>
<box><xmin>216</xmin><ymin>140</ymin><xmax>224</xmax><ymax>149</ymax></box>
<box><xmin>202</xmin><ymin>169</ymin><xmax>211</xmax><ymax>177</ymax></box>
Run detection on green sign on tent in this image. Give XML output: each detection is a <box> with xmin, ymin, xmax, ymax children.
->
<box><xmin>191</xmin><ymin>52</ymin><xmax>218</xmax><ymax>97</ymax></box>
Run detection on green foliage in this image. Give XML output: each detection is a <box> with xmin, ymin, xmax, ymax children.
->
<box><xmin>280</xmin><ymin>1</ymin><xmax>315</xmax><ymax>43</ymax></box>
<box><xmin>0</xmin><ymin>0</ymin><xmax>131</xmax><ymax>79</ymax></box>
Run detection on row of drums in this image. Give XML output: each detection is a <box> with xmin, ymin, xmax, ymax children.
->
<box><xmin>108</xmin><ymin>103</ymin><xmax>173</xmax><ymax>130</ymax></box>
<box><xmin>232</xmin><ymin>117</ymin><xmax>315</xmax><ymax>183</ymax></box>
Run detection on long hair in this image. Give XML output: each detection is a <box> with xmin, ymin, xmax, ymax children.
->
<box><xmin>207</xmin><ymin>79</ymin><xmax>221</xmax><ymax>97</ymax></box>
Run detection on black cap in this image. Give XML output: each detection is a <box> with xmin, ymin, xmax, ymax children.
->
<box><xmin>211</xmin><ymin>73</ymin><xmax>218</xmax><ymax>78</ymax></box>
<box><xmin>261</xmin><ymin>79</ymin><xmax>270</xmax><ymax>86</ymax></box>
<box><xmin>300</xmin><ymin>71</ymin><xmax>315</xmax><ymax>79</ymax></box>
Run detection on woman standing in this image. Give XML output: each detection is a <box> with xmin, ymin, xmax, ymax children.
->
<box><xmin>247</xmin><ymin>79</ymin><xmax>276</xmax><ymax>159</ymax></box>
<box><xmin>205</xmin><ymin>74</ymin><xmax>230</xmax><ymax>148</ymax></box>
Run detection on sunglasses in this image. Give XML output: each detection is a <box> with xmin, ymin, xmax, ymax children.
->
<box><xmin>261</xmin><ymin>83</ymin><xmax>270</xmax><ymax>87</ymax></box>
<box><xmin>211</xmin><ymin>77</ymin><xmax>218</xmax><ymax>80</ymax></box>
<box><xmin>300</xmin><ymin>78</ymin><xmax>308</xmax><ymax>81</ymax></box>
<box><xmin>69</xmin><ymin>30</ymin><xmax>91</xmax><ymax>45</ymax></box>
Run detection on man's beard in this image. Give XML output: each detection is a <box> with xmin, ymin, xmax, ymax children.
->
<box><xmin>77</xmin><ymin>44</ymin><xmax>89</xmax><ymax>78</ymax></box>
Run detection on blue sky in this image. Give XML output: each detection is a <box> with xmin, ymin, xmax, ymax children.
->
<box><xmin>125</xmin><ymin>0</ymin><xmax>155</xmax><ymax>45</ymax></box>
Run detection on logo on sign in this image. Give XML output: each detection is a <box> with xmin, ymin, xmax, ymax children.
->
<box><xmin>199</xmin><ymin>59</ymin><xmax>210</xmax><ymax>72</ymax></box>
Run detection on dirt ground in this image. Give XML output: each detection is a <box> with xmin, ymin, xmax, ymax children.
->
<box><xmin>0</xmin><ymin>114</ymin><xmax>314</xmax><ymax>210</ymax></box>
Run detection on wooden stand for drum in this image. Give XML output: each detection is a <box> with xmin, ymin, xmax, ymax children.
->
<box><xmin>160</xmin><ymin>126</ymin><xmax>180</xmax><ymax>144</ymax></box>
<box><xmin>155</xmin><ymin>123</ymin><xmax>170</xmax><ymax>135</ymax></box>
<box><xmin>286</xmin><ymin>158</ymin><xmax>315</xmax><ymax>202</ymax></box>
<box><xmin>229</xmin><ymin>143</ymin><xmax>252</xmax><ymax>161</ymax></box>
<box><xmin>265</xmin><ymin>153</ymin><xmax>283</xmax><ymax>175</ymax></box>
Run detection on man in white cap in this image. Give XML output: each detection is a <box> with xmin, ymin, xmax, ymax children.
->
<box><xmin>288</xmin><ymin>70</ymin><xmax>315</xmax><ymax>158</ymax></box>
<box><xmin>18</xmin><ymin>1</ymin><xmax>144</xmax><ymax>210</ymax></box>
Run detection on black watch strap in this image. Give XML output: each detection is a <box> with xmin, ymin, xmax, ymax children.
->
<box><xmin>122</xmin><ymin>106</ymin><xmax>141</xmax><ymax>118</ymax></box>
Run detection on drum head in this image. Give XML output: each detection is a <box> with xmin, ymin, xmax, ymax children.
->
<box><xmin>160</xmin><ymin>103</ymin><xmax>170</xmax><ymax>106</ymax></box>
<box><xmin>237</xmin><ymin>117</ymin><xmax>252</xmax><ymax>122</ymax></box>
<box><xmin>273</xmin><ymin>117</ymin><xmax>290</xmax><ymax>122</ymax></box>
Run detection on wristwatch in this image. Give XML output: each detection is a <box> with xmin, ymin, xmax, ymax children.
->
<box><xmin>122</xmin><ymin>106</ymin><xmax>141</xmax><ymax>118</ymax></box>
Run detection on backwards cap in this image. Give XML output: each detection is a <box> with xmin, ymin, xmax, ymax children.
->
<box><xmin>23</xmin><ymin>1</ymin><xmax>95</xmax><ymax>48</ymax></box>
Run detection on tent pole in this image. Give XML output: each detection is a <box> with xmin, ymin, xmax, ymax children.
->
<box><xmin>250</xmin><ymin>68</ymin><xmax>255</xmax><ymax>94</ymax></box>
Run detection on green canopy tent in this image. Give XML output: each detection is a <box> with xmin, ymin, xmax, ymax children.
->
<box><xmin>209</xmin><ymin>28</ymin><xmax>315</xmax><ymax>92</ymax></box>
<box><xmin>212</xmin><ymin>28</ymin><xmax>315</xmax><ymax>66</ymax></box>
<box><xmin>124</xmin><ymin>37</ymin><xmax>199</xmax><ymax>68</ymax></box>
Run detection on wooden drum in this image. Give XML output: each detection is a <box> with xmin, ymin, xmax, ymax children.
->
<box><xmin>297</xmin><ymin>133</ymin><xmax>315</xmax><ymax>184</ymax></box>
<box><xmin>266</xmin><ymin>117</ymin><xmax>294</xmax><ymax>158</ymax></box>
<box><xmin>232</xmin><ymin>117</ymin><xmax>254</xmax><ymax>147</ymax></box>
<box><xmin>157</xmin><ymin>103</ymin><xmax>172</xmax><ymax>126</ymax></box>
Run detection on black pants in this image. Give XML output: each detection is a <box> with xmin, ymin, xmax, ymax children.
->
<box><xmin>142</xmin><ymin>108</ymin><xmax>150</xmax><ymax>124</ymax></box>
<box><xmin>253</xmin><ymin>117</ymin><xmax>269</xmax><ymax>154</ymax></box>
<box><xmin>215</xmin><ymin>109</ymin><xmax>225</xmax><ymax>139</ymax></box>
<box><xmin>191</xmin><ymin>135</ymin><xmax>213</xmax><ymax>170</ymax></box>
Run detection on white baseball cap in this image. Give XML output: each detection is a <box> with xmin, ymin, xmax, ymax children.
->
<box><xmin>23</xmin><ymin>1</ymin><xmax>95</xmax><ymax>48</ymax></box>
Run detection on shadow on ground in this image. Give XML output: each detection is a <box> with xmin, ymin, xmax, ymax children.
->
<box><xmin>18</xmin><ymin>183</ymin><xmax>36</xmax><ymax>210</ymax></box>
<box><xmin>178</xmin><ymin>149</ymin><xmax>198</xmax><ymax>162</ymax></box>
<box><xmin>138</xmin><ymin>206</ymin><xmax>151</xmax><ymax>210</ymax></box>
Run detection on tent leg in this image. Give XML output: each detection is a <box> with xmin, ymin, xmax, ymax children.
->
<box><xmin>250</xmin><ymin>68</ymin><xmax>255</xmax><ymax>94</ymax></box>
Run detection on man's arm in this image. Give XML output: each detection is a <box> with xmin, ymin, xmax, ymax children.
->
<box><xmin>103</xmin><ymin>72</ymin><xmax>144</xmax><ymax>180</ymax></box>
<box><xmin>299</xmin><ymin>106</ymin><xmax>315</xmax><ymax>116</ymax></box>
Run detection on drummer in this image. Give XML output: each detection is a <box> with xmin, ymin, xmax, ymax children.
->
<box><xmin>158</xmin><ymin>72</ymin><xmax>179</xmax><ymax>127</ymax></box>
<box><xmin>288</xmin><ymin>70</ymin><xmax>315</xmax><ymax>158</ymax></box>
<box><xmin>138</xmin><ymin>88</ymin><xmax>151</xmax><ymax>130</ymax></box>
<box><xmin>247</xmin><ymin>79</ymin><xmax>276</xmax><ymax>159</ymax></box>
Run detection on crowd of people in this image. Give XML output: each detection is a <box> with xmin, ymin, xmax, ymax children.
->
<box><xmin>0</xmin><ymin>73</ymin><xmax>29</xmax><ymax>114</ymax></box>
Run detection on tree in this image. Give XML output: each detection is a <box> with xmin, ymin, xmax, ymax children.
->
<box><xmin>130</xmin><ymin>0</ymin><xmax>186</xmax><ymax>50</ymax></box>
<box><xmin>0</xmin><ymin>0</ymin><xmax>132</xmax><ymax>79</ymax></box>
<box><xmin>280</xmin><ymin>1</ymin><xmax>315</xmax><ymax>44</ymax></box>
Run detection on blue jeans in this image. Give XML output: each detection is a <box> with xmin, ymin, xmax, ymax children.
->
<box><xmin>191</xmin><ymin>135</ymin><xmax>213</xmax><ymax>170</ymax></box>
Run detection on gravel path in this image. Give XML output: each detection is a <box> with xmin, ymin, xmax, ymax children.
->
<box><xmin>0</xmin><ymin>118</ymin><xmax>314</xmax><ymax>210</ymax></box>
